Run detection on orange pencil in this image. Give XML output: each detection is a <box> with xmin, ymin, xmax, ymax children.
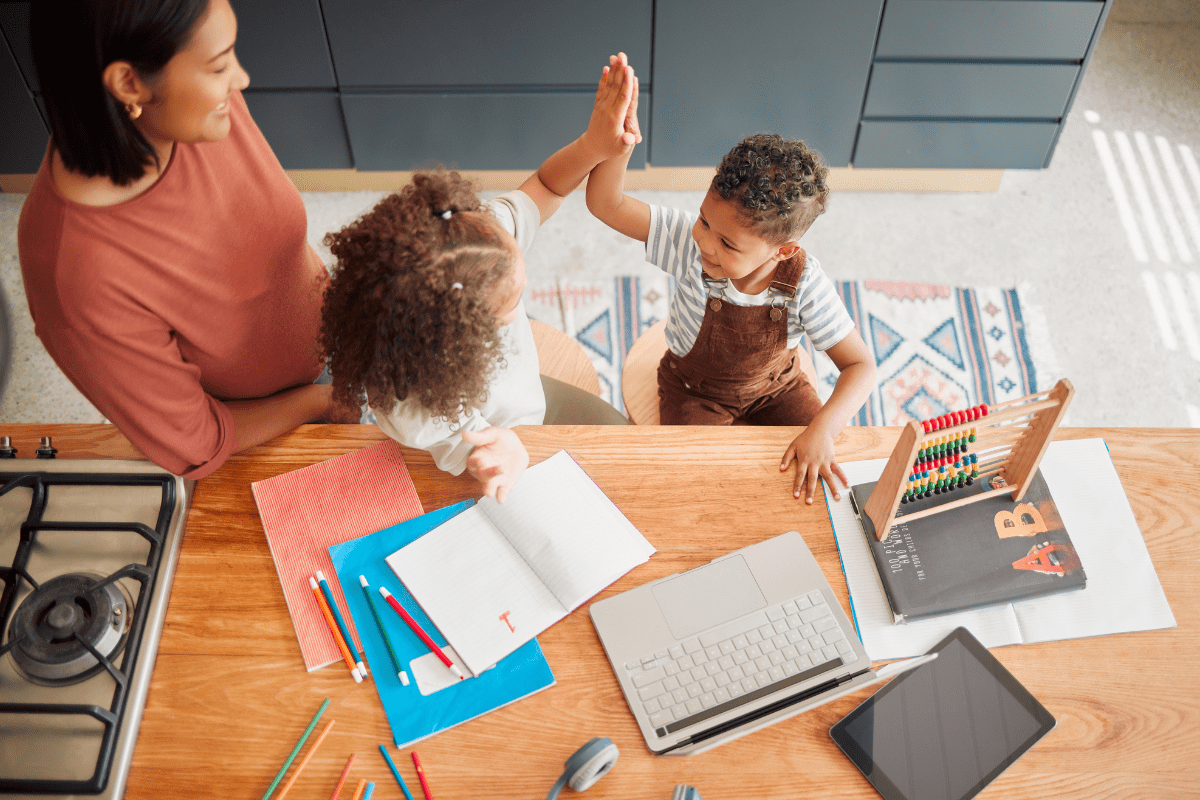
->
<box><xmin>329</xmin><ymin>753</ymin><xmax>355</xmax><ymax>800</ymax></box>
<box><xmin>311</xmin><ymin>577</ymin><xmax>363</xmax><ymax>682</ymax></box>
<box><xmin>276</xmin><ymin>718</ymin><xmax>335</xmax><ymax>800</ymax></box>
<box><xmin>350</xmin><ymin>778</ymin><xmax>368</xmax><ymax>800</ymax></box>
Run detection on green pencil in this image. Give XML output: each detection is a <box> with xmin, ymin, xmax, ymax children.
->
<box><xmin>360</xmin><ymin>575</ymin><xmax>409</xmax><ymax>685</ymax></box>
<box><xmin>260</xmin><ymin>697</ymin><xmax>330</xmax><ymax>800</ymax></box>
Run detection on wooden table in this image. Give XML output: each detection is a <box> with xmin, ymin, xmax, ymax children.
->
<box><xmin>7</xmin><ymin>425</ymin><xmax>1196</xmax><ymax>799</ymax></box>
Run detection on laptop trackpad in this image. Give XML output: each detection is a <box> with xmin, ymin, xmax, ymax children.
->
<box><xmin>652</xmin><ymin>555</ymin><xmax>767</xmax><ymax>640</ymax></box>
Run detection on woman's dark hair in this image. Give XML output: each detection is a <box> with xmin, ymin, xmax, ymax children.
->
<box><xmin>30</xmin><ymin>0</ymin><xmax>211</xmax><ymax>185</ymax></box>
<box><xmin>320</xmin><ymin>171</ymin><xmax>515</xmax><ymax>422</ymax></box>
<box><xmin>711</xmin><ymin>133</ymin><xmax>830</xmax><ymax>243</ymax></box>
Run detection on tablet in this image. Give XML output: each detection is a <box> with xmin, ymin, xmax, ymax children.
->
<box><xmin>829</xmin><ymin>627</ymin><xmax>1055</xmax><ymax>800</ymax></box>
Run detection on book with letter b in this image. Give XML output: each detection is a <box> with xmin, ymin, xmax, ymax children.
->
<box><xmin>851</xmin><ymin>469</ymin><xmax>1086</xmax><ymax>623</ymax></box>
<box><xmin>386</xmin><ymin>450</ymin><xmax>655</xmax><ymax>676</ymax></box>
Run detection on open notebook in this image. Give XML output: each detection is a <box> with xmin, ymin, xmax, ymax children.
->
<box><xmin>386</xmin><ymin>450</ymin><xmax>655</xmax><ymax>676</ymax></box>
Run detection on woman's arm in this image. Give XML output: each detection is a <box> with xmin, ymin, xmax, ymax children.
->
<box><xmin>226</xmin><ymin>383</ymin><xmax>353</xmax><ymax>452</ymax></box>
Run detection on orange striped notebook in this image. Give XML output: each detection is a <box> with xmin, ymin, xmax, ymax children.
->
<box><xmin>252</xmin><ymin>440</ymin><xmax>424</xmax><ymax>671</ymax></box>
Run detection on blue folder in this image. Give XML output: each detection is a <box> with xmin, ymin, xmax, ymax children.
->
<box><xmin>328</xmin><ymin>500</ymin><xmax>555</xmax><ymax>747</ymax></box>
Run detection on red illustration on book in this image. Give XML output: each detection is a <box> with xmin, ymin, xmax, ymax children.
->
<box><xmin>1012</xmin><ymin>541</ymin><xmax>1083</xmax><ymax>576</ymax></box>
<box><xmin>499</xmin><ymin>611</ymin><xmax>515</xmax><ymax>632</ymax></box>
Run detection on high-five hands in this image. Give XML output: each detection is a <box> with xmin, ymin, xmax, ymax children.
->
<box><xmin>462</xmin><ymin>427</ymin><xmax>530</xmax><ymax>504</ymax></box>
<box><xmin>583</xmin><ymin>52</ymin><xmax>642</xmax><ymax>162</ymax></box>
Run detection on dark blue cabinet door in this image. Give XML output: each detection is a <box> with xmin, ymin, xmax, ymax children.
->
<box><xmin>321</xmin><ymin>0</ymin><xmax>652</xmax><ymax>87</ymax></box>
<box><xmin>243</xmin><ymin>91</ymin><xmax>353</xmax><ymax>169</ymax></box>
<box><xmin>231</xmin><ymin>0</ymin><xmax>336</xmax><ymax>88</ymax></box>
<box><xmin>0</xmin><ymin>30</ymin><xmax>46</xmax><ymax>173</ymax></box>
<box><xmin>342</xmin><ymin>91</ymin><xmax>649</xmax><ymax>171</ymax></box>
<box><xmin>651</xmin><ymin>0</ymin><xmax>883</xmax><ymax>168</ymax></box>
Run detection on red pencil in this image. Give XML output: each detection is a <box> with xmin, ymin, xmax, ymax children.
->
<box><xmin>379</xmin><ymin>587</ymin><xmax>465</xmax><ymax>680</ymax></box>
<box><xmin>411</xmin><ymin>750</ymin><xmax>434</xmax><ymax>800</ymax></box>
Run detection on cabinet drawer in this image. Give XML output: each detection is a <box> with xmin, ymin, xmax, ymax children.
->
<box><xmin>875</xmin><ymin>0</ymin><xmax>1102</xmax><ymax>60</ymax></box>
<box><xmin>231</xmin><ymin>0</ymin><xmax>336</xmax><ymax>89</ymax></box>
<box><xmin>243</xmin><ymin>92</ymin><xmax>353</xmax><ymax>169</ymax></box>
<box><xmin>853</xmin><ymin>120</ymin><xmax>1059</xmax><ymax>168</ymax></box>
<box><xmin>322</xmin><ymin>0</ymin><xmax>652</xmax><ymax>87</ymax></box>
<box><xmin>341</xmin><ymin>91</ymin><xmax>649</xmax><ymax>171</ymax></box>
<box><xmin>864</xmin><ymin>63</ymin><xmax>1080</xmax><ymax>118</ymax></box>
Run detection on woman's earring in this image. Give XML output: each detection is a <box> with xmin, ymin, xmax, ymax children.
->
<box><xmin>125</xmin><ymin>103</ymin><xmax>142</xmax><ymax>120</ymax></box>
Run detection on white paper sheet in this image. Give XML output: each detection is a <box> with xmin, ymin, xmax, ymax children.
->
<box><xmin>825</xmin><ymin>438</ymin><xmax>1176</xmax><ymax>659</ymax></box>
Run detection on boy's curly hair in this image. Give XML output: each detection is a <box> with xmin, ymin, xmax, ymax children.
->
<box><xmin>711</xmin><ymin>133</ymin><xmax>830</xmax><ymax>243</ymax></box>
<box><xmin>319</xmin><ymin>171</ymin><xmax>514</xmax><ymax>421</ymax></box>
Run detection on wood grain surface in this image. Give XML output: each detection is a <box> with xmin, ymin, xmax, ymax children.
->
<box><xmin>4</xmin><ymin>425</ymin><xmax>1196</xmax><ymax>799</ymax></box>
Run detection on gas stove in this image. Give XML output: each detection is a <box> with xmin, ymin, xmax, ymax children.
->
<box><xmin>0</xmin><ymin>437</ymin><xmax>192</xmax><ymax>799</ymax></box>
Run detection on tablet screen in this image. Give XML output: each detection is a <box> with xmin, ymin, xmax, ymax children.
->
<box><xmin>829</xmin><ymin>628</ymin><xmax>1055</xmax><ymax>800</ymax></box>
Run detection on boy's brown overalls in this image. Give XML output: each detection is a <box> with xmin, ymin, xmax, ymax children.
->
<box><xmin>657</xmin><ymin>253</ymin><xmax>823</xmax><ymax>426</ymax></box>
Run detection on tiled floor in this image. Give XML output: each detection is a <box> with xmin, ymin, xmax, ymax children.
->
<box><xmin>1</xmin><ymin>0</ymin><xmax>1197</xmax><ymax>428</ymax></box>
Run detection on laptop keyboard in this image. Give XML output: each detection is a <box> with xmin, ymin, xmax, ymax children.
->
<box><xmin>623</xmin><ymin>589</ymin><xmax>858</xmax><ymax>736</ymax></box>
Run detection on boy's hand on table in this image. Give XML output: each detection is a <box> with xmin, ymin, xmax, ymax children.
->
<box><xmin>582</xmin><ymin>52</ymin><xmax>642</xmax><ymax>162</ymax></box>
<box><xmin>462</xmin><ymin>427</ymin><xmax>530</xmax><ymax>504</ymax></box>
<box><xmin>780</xmin><ymin>425</ymin><xmax>850</xmax><ymax>505</ymax></box>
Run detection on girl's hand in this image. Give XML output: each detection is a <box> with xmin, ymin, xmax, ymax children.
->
<box><xmin>780</xmin><ymin>425</ymin><xmax>850</xmax><ymax>505</ymax></box>
<box><xmin>583</xmin><ymin>52</ymin><xmax>641</xmax><ymax>162</ymax></box>
<box><xmin>462</xmin><ymin>427</ymin><xmax>530</xmax><ymax>504</ymax></box>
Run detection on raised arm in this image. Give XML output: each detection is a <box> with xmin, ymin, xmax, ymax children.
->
<box><xmin>585</xmin><ymin>147</ymin><xmax>651</xmax><ymax>243</ymax></box>
<box><xmin>519</xmin><ymin>53</ymin><xmax>642</xmax><ymax>223</ymax></box>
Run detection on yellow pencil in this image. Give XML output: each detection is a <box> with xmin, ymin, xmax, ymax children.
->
<box><xmin>276</xmin><ymin>718</ymin><xmax>335</xmax><ymax>800</ymax></box>
<box><xmin>351</xmin><ymin>778</ymin><xmax>368</xmax><ymax>800</ymax></box>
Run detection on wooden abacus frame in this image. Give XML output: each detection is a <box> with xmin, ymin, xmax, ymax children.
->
<box><xmin>862</xmin><ymin>379</ymin><xmax>1075</xmax><ymax>541</ymax></box>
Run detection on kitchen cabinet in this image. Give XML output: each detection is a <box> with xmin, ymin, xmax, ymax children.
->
<box><xmin>0</xmin><ymin>0</ymin><xmax>1114</xmax><ymax>179</ymax></box>
<box><xmin>650</xmin><ymin>0</ymin><xmax>883</xmax><ymax>168</ymax></box>
<box><xmin>854</xmin><ymin>0</ymin><xmax>1111</xmax><ymax>169</ymax></box>
<box><xmin>0</xmin><ymin>20</ymin><xmax>45</xmax><ymax>174</ymax></box>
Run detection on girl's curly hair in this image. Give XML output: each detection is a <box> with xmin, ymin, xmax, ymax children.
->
<box><xmin>711</xmin><ymin>133</ymin><xmax>830</xmax><ymax>243</ymax></box>
<box><xmin>319</xmin><ymin>171</ymin><xmax>514</xmax><ymax>421</ymax></box>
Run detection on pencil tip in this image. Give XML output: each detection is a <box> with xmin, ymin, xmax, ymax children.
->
<box><xmin>359</xmin><ymin>574</ymin><xmax>369</xmax><ymax>586</ymax></box>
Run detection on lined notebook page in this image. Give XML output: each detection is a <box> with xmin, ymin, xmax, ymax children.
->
<box><xmin>827</xmin><ymin>440</ymin><xmax>1175</xmax><ymax>660</ymax></box>
<box><xmin>386</xmin><ymin>508</ymin><xmax>565</xmax><ymax>675</ymax></box>
<box><xmin>387</xmin><ymin>450</ymin><xmax>654</xmax><ymax>674</ymax></box>
<box><xmin>479</xmin><ymin>451</ymin><xmax>655</xmax><ymax>610</ymax></box>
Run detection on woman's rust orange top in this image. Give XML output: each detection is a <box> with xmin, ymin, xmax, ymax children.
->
<box><xmin>18</xmin><ymin>91</ymin><xmax>327</xmax><ymax>478</ymax></box>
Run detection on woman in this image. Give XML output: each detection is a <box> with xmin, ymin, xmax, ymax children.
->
<box><xmin>18</xmin><ymin>0</ymin><xmax>350</xmax><ymax>479</ymax></box>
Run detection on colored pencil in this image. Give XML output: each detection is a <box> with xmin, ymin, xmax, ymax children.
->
<box><xmin>259</xmin><ymin>698</ymin><xmax>330</xmax><ymax>800</ymax></box>
<box><xmin>350</xmin><ymin>778</ymin><xmax>368</xmax><ymax>800</ymax></box>
<box><xmin>276</xmin><ymin>718</ymin><xmax>335</xmax><ymax>800</ymax></box>
<box><xmin>360</xmin><ymin>575</ymin><xmax>408</xmax><ymax>683</ymax></box>
<box><xmin>379</xmin><ymin>744</ymin><xmax>417</xmax><ymax>800</ymax></box>
<box><xmin>311</xmin><ymin>577</ymin><xmax>363</xmax><ymax>682</ymax></box>
<box><xmin>379</xmin><ymin>586</ymin><xmax>464</xmax><ymax>680</ymax></box>
<box><xmin>328</xmin><ymin>753</ymin><xmax>355</xmax><ymax>800</ymax></box>
<box><xmin>411</xmin><ymin>750</ymin><xmax>435</xmax><ymax>800</ymax></box>
<box><xmin>317</xmin><ymin>570</ymin><xmax>368</xmax><ymax>676</ymax></box>
<box><xmin>361</xmin><ymin>782</ymin><xmax>375</xmax><ymax>800</ymax></box>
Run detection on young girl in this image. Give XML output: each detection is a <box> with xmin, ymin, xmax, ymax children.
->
<box><xmin>320</xmin><ymin>55</ymin><xmax>639</xmax><ymax>502</ymax></box>
<box><xmin>587</xmin><ymin>125</ymin><xmax>877</xmax><ymax>504</ymax></box>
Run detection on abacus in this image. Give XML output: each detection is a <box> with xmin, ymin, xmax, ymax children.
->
<box><xmin>861</xmin><ymin>379</ymin><xmax>1075</xmax><ymax>541</ymax></box>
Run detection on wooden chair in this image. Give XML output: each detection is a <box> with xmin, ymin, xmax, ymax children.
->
<box><xmin>529</xmin><ymin>319</ymin><xmax>601</xmax><ymax>396</ymax></box>
<box><xmin>620</xmin><ymin>320</ymin><xmax>821</xmax><ymax>425</ymax></box>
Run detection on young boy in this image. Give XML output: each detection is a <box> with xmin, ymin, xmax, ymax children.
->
<box><xmin>586</xmin><ymin>77</ymin><xmax>876</xmax><ymax>504</ymax></box>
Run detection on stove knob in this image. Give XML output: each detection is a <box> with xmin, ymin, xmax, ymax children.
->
<box><xmin>36</xmin><ymin>436</ymin><xmax>57</xmax><ymax>459</ymax></box>
<box><xmin>0</xmin><ymin>436</ymin><xmax>14</xmax><ymax>458</ymax></box>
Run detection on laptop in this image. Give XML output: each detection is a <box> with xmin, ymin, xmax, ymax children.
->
<box><xmin>590</xmin><ymin>531</ymin><xmax>931</xmax><ymax>755</ymax></box>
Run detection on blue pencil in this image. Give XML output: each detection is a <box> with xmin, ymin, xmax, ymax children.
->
<box><xmin>379</xmin><ymin>745</ymin><xmax>416</xmax><ymax>800</ymax></box>
<box><xmin>316</xmin><ymin>570</ymin><xmax>368</xmax><ymax>676</ymax></box>
<box><xmin>361</xmin><ymin>782</ymin><xmax>375</xmax><ymax>800</ymax></box>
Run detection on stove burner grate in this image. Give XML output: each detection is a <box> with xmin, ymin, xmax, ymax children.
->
<box><xmin>8</xmin><ymin>572</ymin><xmax>131</xmax><ymax>685</ymax></box>
<box><xmin>0</xmin><ymin>470</ymin><xmax>177</xmax><ymax>796</ymax></box>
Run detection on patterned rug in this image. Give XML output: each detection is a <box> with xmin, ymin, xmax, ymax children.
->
<box><xmin>523</xmin><ymin>277</ymin><xmax>1058</xmax><ymax>423</ymax></box>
